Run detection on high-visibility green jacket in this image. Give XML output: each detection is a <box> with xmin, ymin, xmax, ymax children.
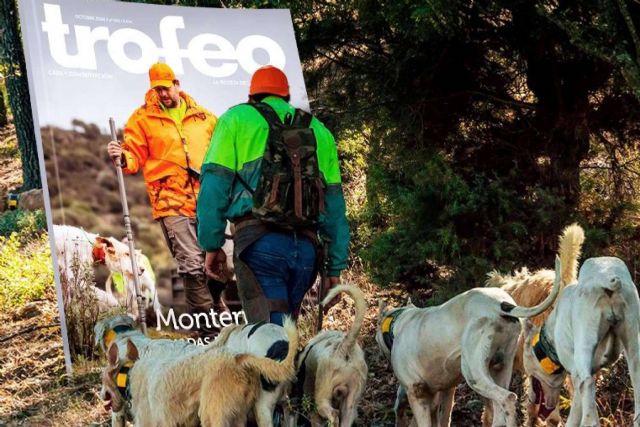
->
<box><xmin>197</xmin><ymin>96</ymin><xmax>349</xmax><ymax>277</ymax></box>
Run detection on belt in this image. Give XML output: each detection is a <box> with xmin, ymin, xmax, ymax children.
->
<box><xmin>232</xmin><ymin>215</ymin><xmax>319</xmax><ymax>246</ymax></box>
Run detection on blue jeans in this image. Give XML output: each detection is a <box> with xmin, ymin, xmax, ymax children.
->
<box><xmin>239</xmin><ymin>231</ymin><xmax>317</xmax><ymax>325</ymax></box>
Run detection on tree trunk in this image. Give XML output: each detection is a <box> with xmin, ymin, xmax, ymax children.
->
<box><xmin>0</xmin><ymin>87</ymin><xmax>7</xmax><ymax>128</ymax></box>
<box><xmin>0</xmin><ymin>0</ymin><xmax>41</xmax><ymax>190</ymax></box>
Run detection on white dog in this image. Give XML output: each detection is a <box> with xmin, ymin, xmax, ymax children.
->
<box><xmin>485</xmin><ymin>223</ymin><xmax>585</xmax><ymax>426</ymax></box>
<box><xmin>99</xmin><ymin>316</ymin><xmax>299</xmax><ymax>427</ymax></box>
<box><xmin>376</xmin><ymin>257</ymin><xmax>563</xmax><ymax>427</ymax></box>
<box><xmin>292</xmin><ymin>284</ymin><xmax>368</xmax><ymax>427</ymax></box>
<box><xmin>53</xmin><ymin>224</ymin><xmax>153</xmax><ymax>315</ymax></box>
<box><xmin>522</xmin><ymin>255</ymin><xmax>640</xmax><ymax>427</ymax></box>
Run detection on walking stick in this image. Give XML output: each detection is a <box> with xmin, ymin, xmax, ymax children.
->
<box><xmin>315</xmin><ymin>241</ymin><xmax>329</xmax><ymax>334</ymax></box>
<box><xmin>109</xmin><ymin>117</ymin><xmax>147</xmax><ymax>335</ymax></box>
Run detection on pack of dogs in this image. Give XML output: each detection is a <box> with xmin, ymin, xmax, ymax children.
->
<box><xmin>94</xmin><ymin>224</ymin><xmax>640</xmax><ymax>426</ymax></box>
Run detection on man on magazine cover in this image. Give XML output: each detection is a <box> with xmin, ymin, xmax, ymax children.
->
<box><xmin>197</xmin><ymin>65</ymin><xmax>349</xmax><ymax>325</ymax></box>
<box><xmin>107</xmin><ymin>63</ymin><xmax>224</xmax><ymax>337</ymax></box>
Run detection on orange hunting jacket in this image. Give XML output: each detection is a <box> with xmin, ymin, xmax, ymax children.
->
<box><xmin>121</xmin><ymin>90</ymin><xmax>217</xmax><ymax>219</ymax></box>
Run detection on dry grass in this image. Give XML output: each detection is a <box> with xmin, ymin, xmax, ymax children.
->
<box><xmin>0</xmin><ymin>268</ymin><xmax>638</xmax><ymax>426</ymax></box>
<box><xmin>0</xmin><ymin>288</ymin><xmax>109</xmax><ymax>426</ymax></box>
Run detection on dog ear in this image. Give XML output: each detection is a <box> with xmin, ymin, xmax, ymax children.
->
<box><xmin>377</xmin><ymin>300</ymin><xmax>388</xmax><ymax>320</ymax></box>
<box><xmin>126</xmin><ymin>339</ymin><xmax>139</xmax><ymax>362</ymax></box>
<box><xmin>95</xmin><ymin>236</ymin><xmax>114</xmax><ymax>248</ymax></box>
<box><xmin>96</xmin><ymin>237</ymin><xmax>117</xmax><ymax>255</ymax></box>
<box><xmin>107</xmin><ymin>341</ymin><xmax>119</xmax><ymax>366</ymax></box>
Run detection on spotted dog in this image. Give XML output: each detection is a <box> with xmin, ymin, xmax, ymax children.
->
<box><xmin>215</xmin><ymin>321</ymin><xmax>293</xmax><ymax>427</ymax></box>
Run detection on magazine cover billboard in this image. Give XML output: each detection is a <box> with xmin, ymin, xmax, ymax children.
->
<box><xmin>19</xmin><ymin>0</ymin><xmax>309</xmax><ymax>371</ymax></box>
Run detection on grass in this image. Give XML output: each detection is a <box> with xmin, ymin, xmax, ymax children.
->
<box><xmin>0</xmin><ymin>232</ymin><xmax>53</xmax><ymax>309</ymax></box>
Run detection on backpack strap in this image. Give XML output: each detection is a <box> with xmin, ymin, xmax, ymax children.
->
<box><xmin>292</xmin><ymin>108</ymin><xmax>313</xmax><ymax>128</ymax></box>
<box><xmin>248</xmin><ymin>101</ymin><xmax>285</xmax><ymax>128</ymax></box>
<box><xmin>248</xmin><ymin>101</ymin><xmax>313</xmax><ymax>129</ymax></box>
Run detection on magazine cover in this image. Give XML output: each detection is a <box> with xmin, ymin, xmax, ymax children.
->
<box><xmin>4</xmin><ymin>0</ymin><xmax>640</xmax><ymax>425</ymax></box>
<box><xmin>19</xmin><ymin>0</ymin><xmax>309</xmax><ymax>367</ymax></box>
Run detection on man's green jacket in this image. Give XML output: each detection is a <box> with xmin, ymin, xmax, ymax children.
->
<box><xmin>197</xmin><ymin>96</ymin><xmax>349</xmax><ymax>277</ymax></box>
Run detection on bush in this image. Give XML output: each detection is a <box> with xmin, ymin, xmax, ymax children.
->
<box><xmin>60</xmin><ymin>254</ymin><xmax>101</xmax><ymax>361</ymax></box>
<box><xmin>0</xmin><ymin>209</ymin><xmax>46</xmax><ymax>238</ymax></box>
<box><xmin>0</xmin><ymin>233</ymin><xmax>53</xmax><ymax>308</ymax></box>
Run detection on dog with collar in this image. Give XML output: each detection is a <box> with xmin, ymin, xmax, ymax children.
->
<box><xmin>99</xmin><ymin>317</ymin><xmax>299</xmax><ymax>427</ymax></box>
<box><xmin>215</xmin><ymin>321</ymin><xmax>293</xmax><ymax>427</ymax></box>
<box><xmin>291</xmin><ymin>284</ymin><xmax>368</xmax><ymax>427</ymax></box>
<box><xmin>376</xmin><ymin>257</ymin><xmax>563</xmax><ymax>427</ymax></box>
<box><xmin>95</xmin><ymin>314</ymin><xmax>203</xmax><ymax>426</ymax></box>
<box><xmin>522</xmin><ymin>255</ymin><xmax>640</xmax><ymax>427</ymax></box>
<box><xmin>484</xmin><ymin>223</ymin><xmax>585</xmax><ymax>426</ymax></box>
<box><xmin>53</xmin><ymin>224</ymin><xmax>152</xmax><ymax>315</ymax></box>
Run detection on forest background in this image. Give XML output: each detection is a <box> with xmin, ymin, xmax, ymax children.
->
<box><xmin>1</xmin><ymin>0</ymin><xmax>640</xmax><ymax>425</ymax></box>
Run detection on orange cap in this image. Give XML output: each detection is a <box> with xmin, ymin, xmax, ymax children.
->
<box><xmin>249</xmin><ymin>65</ymin><xmax>289</xmax><ymax>97</ymax></box>
<box><xmin>149</xmin><ymin>63</ymin><xmax>176</xmax><ymax>88</ymax></box>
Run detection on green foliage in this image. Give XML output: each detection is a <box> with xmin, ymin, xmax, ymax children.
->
<box><xmin>0</xmin><ymin>209</ymin><xmax>46</xmax><ymax>238</ymax></box>
<box><xmin>0</xmin><ymin>233</ymin><xmax>53</xmax><ymax>308</ymax></box>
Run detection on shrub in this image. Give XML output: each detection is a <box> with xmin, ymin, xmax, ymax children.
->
<box><xmin>60</xmin><ymin>254</ymin><xmax>101</xmax><ymax>360</ymax></box>
<box><xmin>0</xmin><ymin>209</ymin><xmax>46</xmax><ymax>239</ymax></box>
<box><xmin>0</xmin><ymin>233</ymin><xmax>53</xmax><ymax>309</ymax></box>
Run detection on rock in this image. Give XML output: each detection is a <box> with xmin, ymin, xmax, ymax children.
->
<box><xmin>18</xmin><ymin>188</ymin><xmax>44</xmax><ymax>211</ymax></box>
<box><xmin>13</xmin><ymin>301</ymin><xmax>42</xmax><ymax>320</ymax></box>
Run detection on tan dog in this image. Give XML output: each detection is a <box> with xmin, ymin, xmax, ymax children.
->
<box><xmin>100</xmin><ymin>318</ymin><xmax>299</xmax><ymax>427</ymax></box>
<box><xmin>376</xmin><ymin>257</ymin><xmax>563</xmax><ymax>427</ymax></box>
<box><xmin>292</xmin><ymin>284</ymin><xmax>368</xmax><ymax>427</ymax></box>
<box><xmin>216</xmin><ymin>321</ymin><xmax>293</xmax><ymax>427</ymax></box>
<box><xmin>484</xmin><ymin>223</ymin><xmax>585</xmax><ymax>426</ymax></box>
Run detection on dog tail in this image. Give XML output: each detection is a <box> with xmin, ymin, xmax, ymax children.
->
<box><xmin>558</xmin><ymin>223</ymin><xmax>585</xmax><ymax>288</ymax></box>
<box><xmin>235</xmin><ymin>316</ymin><xmax>298</xmax><ymax>383</ymax></box>
<box><xmin>500</xmin><ymin>255</ymin><xmax>562</xmax><ymax>318</ymax></box>
<box><xmin>322</xmin><ymin>284</ymin><xmax>367</xmax><ymax>356</ymax></box>
<box><xmin>485</xmin><ymin>270</ymin><xmax>509</xmax><ymax>288</ymax></box>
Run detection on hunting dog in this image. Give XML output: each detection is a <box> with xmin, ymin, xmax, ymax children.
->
<box><xmin>99</xmin><ymin>317</ymin><xmax>299</xmax><ymax>427</ymax></box>
<box><xmin>376</xmin><ymin>257</ymin><xmax>563</xmax><ymax>427</ymax></box>
<box><xmin>522</xmin><ymin>255</ymin><xmax>640</xmax><ymax>427</ymax></box>
<box><xmin>216</xmin><ymin>321</ymin><xmax>292</xmax><ymax>427</ymax></box>
<box><xmin>53</xmin><ymin>224</ymin><xmax>155</xmax><ymax>315</ymax></box>
<box><xmin>291</xmin><ymin>284</ymin><xmax>368</xmax><ymax>427</ymax></box>
<box><xmin>485</xmin><ymin>223</ymin><xmax>585</xmax><ymax>426</ymax></box>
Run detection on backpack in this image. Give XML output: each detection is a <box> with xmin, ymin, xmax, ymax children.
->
<box><xmin>240</xmin><ymin>102</ymin><xmax>325</xmax><ymax>229</ymax></box>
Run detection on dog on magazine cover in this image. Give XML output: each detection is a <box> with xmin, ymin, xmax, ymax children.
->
<box><xmin>53</xmin><ymin>224</ymin><xmax>152</xmax><ymax>314</ymax></box>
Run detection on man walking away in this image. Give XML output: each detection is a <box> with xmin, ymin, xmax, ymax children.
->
<box><xmin>197</xmin><ymin>65</ymin><xmax>349</xmax><ymax>325</ymax></box>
